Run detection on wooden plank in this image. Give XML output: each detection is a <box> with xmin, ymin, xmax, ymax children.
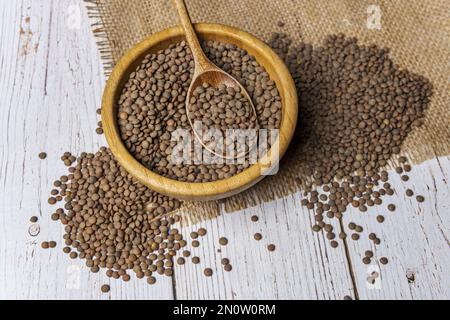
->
<box><xmin>174</xmin><ymin>194</ymin><xmax>355</xmax><ymax>300</ymax></box>
<box><xmin>0</xmin><ymin>0</ymin><xmax>174</xmax><ymax>300</ymax></box>
<box><xmin>341</xmin><ymin>156</ymin><xmax>450</xmax><ymax>300</ymax></box>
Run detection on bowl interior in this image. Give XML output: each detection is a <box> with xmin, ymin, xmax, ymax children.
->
<box><xmin>102</xmin><ymin>24</ymin><xmax>297</xmax><ymax>201</ymax></box>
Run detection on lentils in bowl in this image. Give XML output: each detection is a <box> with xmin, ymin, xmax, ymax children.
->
<box><xmin>116</xmin><ymin>40</ymin><xmax>282</xmax><ymax>183</ymax></box>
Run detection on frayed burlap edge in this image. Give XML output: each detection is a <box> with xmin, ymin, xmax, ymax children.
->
<box><xmin>84</xmin><ymin>0</ymin><xmax>115</xmax><ymax>76</ymax></box>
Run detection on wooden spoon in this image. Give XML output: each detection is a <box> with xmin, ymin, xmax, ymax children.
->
<box><xmin>172</xmin><ymin>0</ymin><xmax>258</xmax><ymax>159</ymax></box>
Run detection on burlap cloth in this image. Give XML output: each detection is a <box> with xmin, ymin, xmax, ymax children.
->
<box><xmin>84</xmin><ymin>0</ymin><xmax>450</xmax><ymax>221</ymax></box>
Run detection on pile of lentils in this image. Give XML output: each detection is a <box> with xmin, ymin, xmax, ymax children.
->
<box><xmin>117</xmin><ymin>40</ymin><xmax>282</xmax><ymax>183</ymax></box>
<box><xmin>45</xmin><ymin>148</ymin><xmax>238</xmax><ymax>287</ymax></box>
<box><xmin>268</xmin><ymin>33</ymin><xmax>432</xmax><ymax>259</ymax></box>
<box><xmin>46</xmin><ymin>147</ymin><xmax>189</xmax><ymax>283</ymax></box>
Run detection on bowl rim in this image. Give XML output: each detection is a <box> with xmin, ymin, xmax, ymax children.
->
<box><xmin>102</xmin><ymin>23</ymin><xmax>298</xmax><ymax>201</ymax></box>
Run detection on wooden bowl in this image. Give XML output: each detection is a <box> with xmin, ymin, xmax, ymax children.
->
<box><xmin>102</xmin><ymin>23</ymin><xmax>298</xmax><ymax>201</ymax></box>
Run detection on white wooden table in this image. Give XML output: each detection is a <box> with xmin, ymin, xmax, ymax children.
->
<box><xmin>0</xmin><ymin>0</ymin><xmax>448</xmax><ymax>300</ymax></box>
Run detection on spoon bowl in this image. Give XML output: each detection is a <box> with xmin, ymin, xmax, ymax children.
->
<box><xmin>186</xmin><ymin>68</ymin><xmax>259</xmax><ymax>159</ymax></box>
<box><xmin>101</xmin><ymin>23</ymin><xmax>298</xmax><ymax>201</ymax></box>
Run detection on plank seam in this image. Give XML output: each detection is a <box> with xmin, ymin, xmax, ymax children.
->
<box><xmin>338</xmin><ymin>218</ymin><xmax>360</xmax><ymax>300</ymax></box>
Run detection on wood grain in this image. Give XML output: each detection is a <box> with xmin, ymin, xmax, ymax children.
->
<box><xmin>0</xmin><ymin>0</ymin><xmax>448</xmax><ymax>300</ymax></box>
<box><xmin>341</xmin><ymin>157</ymin><xmax>450</xmax><ymax>300</ymax></box>
<box><xmin>174</xmin><ymin>195</ymin><xmax>355</xmax><ymax>300</ymax></box>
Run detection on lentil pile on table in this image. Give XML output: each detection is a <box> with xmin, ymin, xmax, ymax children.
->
<box><xmin>117</xmin><ymin>40</ymin><xmax>282</xmax><ymax>183</ymax></box>
<box><xmin>48</xmin><ymin>148</ymin><xmax>185</xmax><ymax>281</ymax></box>
<box><xmin>269</xmin><ymin>33</ymin><xmax>431</xmax><ymax>264</ymax></box>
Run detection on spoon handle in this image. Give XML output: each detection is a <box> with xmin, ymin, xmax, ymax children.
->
<box><xmin>172</xmin><ymin>0</ymin><xmax>212</xmax><ymax>72</ymax></box>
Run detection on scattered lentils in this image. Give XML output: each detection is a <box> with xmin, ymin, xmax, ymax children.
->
<box><xmin>416</xmin><ymin>195</ymin><xmax>425</xmax><ymax>203</ymax></box>
<box><xmin>219</xmin><ymin>237</ymin><xmax>228</xmax><ymax>246</ymax></box>
<box><xmin>204</xmin><ymin>268</ymin><xmax>213</xmax><ymax>277</ymax></box>
<box><xmin>101</xmin><ymin>284</ymin><xmax>110</xmax><ymax>293</ymax></box>
<box><xmin>192</xmin><ymin>256</ymin><xmax>200</xmax><ymax>264</ymax></box>
<box><xmin>270</xmin><ymin>32</ymin><xmax>432</xmax><ymax>256</ymax></box>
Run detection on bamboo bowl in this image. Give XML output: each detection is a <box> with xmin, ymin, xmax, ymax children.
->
<box><xmin>102</xmin><ymin>23</ymin><xmax>298</xmax><ymax>201</ymax></box>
